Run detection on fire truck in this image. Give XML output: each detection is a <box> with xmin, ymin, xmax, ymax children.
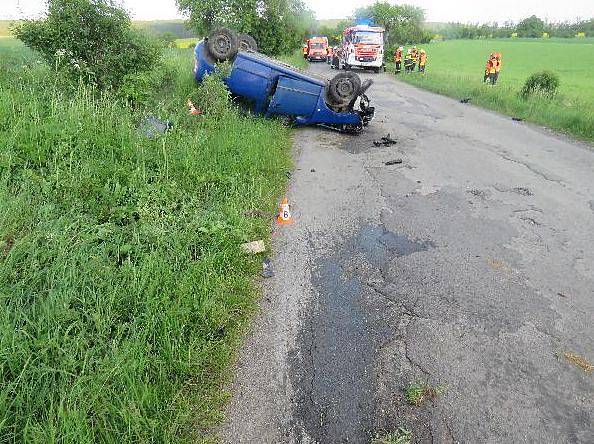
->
<box><xmin>340</xmin><ymin>25</ymin><xmax>385</xmax><ymax>73</ymax></box>
<box><xmin>305</xmin><ymin>36</ymin><xmax>329</xmax><ymax>62</ymax></box>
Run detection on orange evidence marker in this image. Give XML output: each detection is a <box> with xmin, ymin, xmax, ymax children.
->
<box><xmin>276</xmin><ymin>197</ymin><xmax>294</xmax><ymax>225</ymax></box>
<box><xmin>187</xmin><ymin>99</ymin><xmax>202</xmax><ymax>116</ymax></box>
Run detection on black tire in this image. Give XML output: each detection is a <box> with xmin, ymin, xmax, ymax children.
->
<box><xmin>326</xmin><ymin>72</ymin><xmax>361</xmax><ymax>106</ymax></box>
<box><xmin>373</xmin><ymin>67</ymin><xmax>381</xmax><ymax>73</ymax></box>
<box><xmin>206</xmin><ymin>28</ymin><xmax>239</xmax><ymax>62</ymax></box>
<box><xmin>238</xmin><ymin>33</ymin><xmax>258</xmax><ymax>52</ymax></box>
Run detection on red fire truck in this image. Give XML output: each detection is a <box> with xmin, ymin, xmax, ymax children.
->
<box><xmin>340</xmin><ymin>25</ymin><xmax>385</xmax><ymax>73</ymax></box>
<box><xmin>305</xmin><ymin>36</ymin><xmax>329</xmax><ymax>62</ymax></box>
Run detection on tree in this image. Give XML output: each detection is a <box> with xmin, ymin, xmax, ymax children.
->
<box><xmin>516</xmin><ymin>15</ymin><xmax>545</xmax><ymax>38</ymax></box>
<box><xmin>14</xmin><ymin>0</ymin><xmax>161</xmax><ymax>90</ymax></box>
<box><xmin>353</xmin><ymin>1</ymin><xmax>429</xmax><ymax>46</ymax></box>
<box><xmin>176</xmin><ymin>0</ymin><xmax>314</xmax><ymax>55</ymax></box>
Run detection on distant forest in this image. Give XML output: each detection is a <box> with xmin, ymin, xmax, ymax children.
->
<box><xmin>0</xmin><ymin>19</ymin><xmax>197</xmax><ymax>39</ymax></box>
<box><xmin>427</xmin><ymin>16</ymin><xmax>594</xmax><ymax>39</ymax></box>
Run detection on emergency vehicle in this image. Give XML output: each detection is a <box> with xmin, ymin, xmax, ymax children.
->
<box><xmin>340</xmin><ymin>25</ymin><xmax>385</xmax><ymax>73</ymax></box>
<box><xmin>305</xmin><ymin>36</ymin><xmax>329</xmax><ymax>62</ymax></box>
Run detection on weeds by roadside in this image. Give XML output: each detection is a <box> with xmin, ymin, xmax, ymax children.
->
<box><xmin>405</xmin><ymin>382</ymin><xmax>445</xmax><ymax>407</ymax></box>
<box><xmin>372</xmin><ymin>427</ymin><xmax>412</xmax><ymax>444</ymax></box>
<box><xmin>0</xmin><ymin>44</ymin><xmax>292</xmax><ymax>442</ymax></box>
<box><xmin>278</xmin><ymin>49</ymin><xmax>309</xmax><ymax>70</ymax></box>
<box><xmin>392</xmin><ymin>65</ymin><xmax>594</xmax><ymax>143</ymax></box>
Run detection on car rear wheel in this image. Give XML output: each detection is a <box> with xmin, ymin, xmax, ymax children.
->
<box><xmin>326</xmin><ymin>72</ymin><xmax>361</xmax><ymax>106</ymax></box>
<box><xmin>238</xmin><ymin>33</ymin><xmax>258</xmax><ymax>52</ymax></box>
<box><xmin>206</xmin><ymin>28</ymin><xmax>239</xmax><ymax>62</ymax></box>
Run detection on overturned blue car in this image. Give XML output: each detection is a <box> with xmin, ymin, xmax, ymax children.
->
<box><xmin>194</xmin><ymin>28</ymin><xmax>375</xmax><ymax>134</ymax></box>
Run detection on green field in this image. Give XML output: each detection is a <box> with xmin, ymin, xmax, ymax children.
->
<box><xmin>175</xmin><ymin>37</ymin><xmax>199</xmax><ymax>49</ymax></box>
<box><xmin>396</xmin><ymin>38</ymin><xmax>594</xmax><ymax>141</ymax></box>
<box><xmin>0</xmin><ymin>36</ymin><xmax>291</xmax><ymax>442</ymax></box>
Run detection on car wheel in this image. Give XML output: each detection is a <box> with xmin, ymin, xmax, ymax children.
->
<box><xmin>326</xmin><ymin>72</ymin><xmax>361</xmax><ymax>106</ymax></box>
<box><xmin>206</xmin><ymin>28</ymin><xmax>239</xmax><ymax>62</ymax></box>
<box><xmin>238</xmin><ymin>33</ymin><xmax>258</xmax><ymax>52</ymax></box>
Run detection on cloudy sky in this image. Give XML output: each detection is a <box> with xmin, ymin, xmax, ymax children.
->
<box><xmin>3</xmin><ymin>0</ymin><xmax>593</xmax><ymax>23</ymax></box>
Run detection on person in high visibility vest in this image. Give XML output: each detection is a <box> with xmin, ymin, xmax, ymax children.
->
<box><xmin>411</xmin><ymin>46</ymin><xmax>418</xmax><ymax>71</ymax></box>
<box><xmin>484</xmin><ymin>53</ymin><xmax>494</xmax><ymax>83</ymax></box>
<box><xmin>493</xmin><ymin>53</ymin><xmax>502</xmax><ymax>85</ymax></box>
<box><xmin>418</xmin><ymin>49</ymin><xmax>427</xmax><ymax>74</ymax></box>
<box><xmin>404</xmin><ymin>48</ymin><xmax>414</xmax><ymax>73</ymax></box>
<box><xmin>394</xmin><ymin>46</ymin><xmax>403</xmax><ymax>74</ymax></box>
<box><xmin>486</xmin><ymin>53</ymin><xmax>498</xmax><ymax>85</ymax></box>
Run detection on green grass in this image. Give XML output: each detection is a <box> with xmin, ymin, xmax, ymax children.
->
<box><xmin>175</xmin><ymin>38</ymin><xmax>198</xmax><ymax>49</ymax></box>
<box><xmin>371</xmin><ymin>428</ymin><xmax>412</xmax><ymax>444</ymax></box>
<box><xmin>404</xmin><ymin>382</ymin><xmax>444</xmax><ymax>406</ymax></box>
<box><xmin>278</xmin><ymin>49</ymin><xmax>308</xmax><ymax>70</ymax></box>
<box><xmin>0</xmin><ymin>41</ymin><xmax>292</xmax><ymax>442</ymax></box>
<box><xmin>394</xmin><ymin>38</ymin><xmax>594</xmax><ymax>142</ymax></box>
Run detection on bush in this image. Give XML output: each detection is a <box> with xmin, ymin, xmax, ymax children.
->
<box><xmin>520</xmin><ymin>70</ymin><xmax>560</xmax><ymax>99</ymax></box>
<box><xmin>14</xmin><ymin>0</ymin><xmax>161</xmax><ymax>91</ymax></box>
<box><xmin>189</xmin><ymin>67</ymin><xmax>232</xmax><ymax>119</ymax></box>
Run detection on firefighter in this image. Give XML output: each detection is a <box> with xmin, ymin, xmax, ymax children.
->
<box><xmin>411</xmin><ymin>46</ymin><xmax>418</xmax><ymax>71</ymax></box>
<box><xmin>404</xmin><ymin>49</ymin><xmax>413</xmax><ymax>73</ymax></box>
<box><xmin>394</xmin><ymin>46</ymin><xmax>403</xmax><ymax>74</ymax></box>
<box><xmin>302</xmin><ymin>43</ymin><xmax>308</xmax><ymax>59</ymax></box>
<box><xmin>331</xmin><ymin>46</ymin><xmax>341</xmax><ymax>69</ymax></box>
<box><xmin>486</xmin><ymin>53</ymin><xmax>498</xmax><ymax>85</ymax></box>
<box><xmin>493</xmin><ymin>52</ymin><xmax>501</xmax><ymax>85</ymax></box>
<box><xmin>418</xmin><ymin>49</ymin><xmax>427</xmax><ymax>74</ymax></box>
<box><xmin>484</xmin><ymin>53</ymin><xmax>494</xmax><ymax>83</ymax></box>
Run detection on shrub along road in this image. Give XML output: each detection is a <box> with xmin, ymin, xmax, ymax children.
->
<box><xmin>220</xmin><ymin>62</ymin><xmax>594</xmax><ymax>442</ymax></box>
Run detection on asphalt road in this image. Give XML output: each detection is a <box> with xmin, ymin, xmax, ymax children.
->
<box><xmin>219</xmin><ymin>62</ymin><xmax>594</xmax><ymax>443</ymax></box>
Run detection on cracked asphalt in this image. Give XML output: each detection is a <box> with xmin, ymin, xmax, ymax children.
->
<box><xmin>219</xmin><ymin>63</ymin><xmax>594</xmax><ymax>443</ymax></box>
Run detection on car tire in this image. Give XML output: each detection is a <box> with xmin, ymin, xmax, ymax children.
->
<box><xmin>326</xmin><ymin>72</ymin><xmax>361</xmax><ymax>106</ymax></box>
<box><xmin>206</xmin><ymin>28</ymin><xmax>239</xmax><ymax>62</ymax></box>
<box><xmin>238</xmin><ymin>33</ymin><xmax>258</xmax><ymax>52</ymax></box>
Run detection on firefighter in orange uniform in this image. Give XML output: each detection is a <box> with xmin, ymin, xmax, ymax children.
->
<box><xmin>418</xmin><ymin>49</ymin><xmax>427</xmax><ymax>74</ymax></box>
<box><xmin>394</xmin><ymin>46</ymin><xmax>403</xmax><ymax>74</ymax></box>
<box><xmin>411</xmin><ymin>46</ymin><xmax>418</xmax><ymax>71</ymax></box>
<box><xmin>494</xmin><ymin>53</ymin><xmax>502</xmax><ymax>84</ymax></box>
<box><xmin>485</xmin><ymin>53</ymin><xmax>498</xmax><ymax>85</ymax></box>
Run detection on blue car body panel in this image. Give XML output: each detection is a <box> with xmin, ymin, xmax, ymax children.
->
<box><xmin>194</xmin><ymin>41</ymin><xmax>372</xmax><ymax>131</ymax></box>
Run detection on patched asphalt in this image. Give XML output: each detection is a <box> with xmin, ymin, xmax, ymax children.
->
<box><xmin>219</xmin><ymin>62</ymin><xmax>594</xmax><ymax>443</ymax></box>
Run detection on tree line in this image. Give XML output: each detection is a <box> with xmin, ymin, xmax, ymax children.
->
<box><xmin>430</xmin><ymin>16</ymin><xmax>594</xmax><ymax>40</ymax></box>
<box><xmin>176</xmin><ymin>0</ymin><xmax>431</xmax><ymax>54</ymax></box>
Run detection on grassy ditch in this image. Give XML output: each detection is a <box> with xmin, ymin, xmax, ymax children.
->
<box><xmin>0</xmin><ymin>39</ymin><xmax>292</xmax><ymax>442</ymax></box>
<box><xmin>393</xmin><ymin>39</ymin><xmax>594</xmax><ymax>142</ymax></box>
<box><xmin>278</xmin><ymin>49</ymin><xmax>309</xmax><ymax>70</ymax></box>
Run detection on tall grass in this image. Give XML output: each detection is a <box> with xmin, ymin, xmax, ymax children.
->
<box><xmin>398</xmin><ymin>71</ymin><xmax>594</xmax><ymax>142</ymax></box>
<box><xmin>0</xmin><ymin>46</ymin><xmax>292</xmax><ymax>442</ymax></box>
<box><xmin>278</xmin><ymin>49</ymin><xmax>308</xmax><ymax>70</ymax></box>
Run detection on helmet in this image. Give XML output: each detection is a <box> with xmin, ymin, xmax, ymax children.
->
<box><xmin>420</xmin><ymin>49</ymin><xmax>426</xmax><ymax>53</ymax></box>
<box><xmin>407</xmin><ymin>48</ymin><xmax>412</xmax><ymax>54</ymax></box>
<box><xmin>398</xmin><ymin>46</ymin><xmax>403</xmax><ymax>50</ymax></box>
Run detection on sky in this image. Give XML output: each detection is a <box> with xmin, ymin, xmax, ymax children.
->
<box><xmin>2</xmin><ymin>0</ymin><xmax>593</xmax><ymax>23</ymax></box>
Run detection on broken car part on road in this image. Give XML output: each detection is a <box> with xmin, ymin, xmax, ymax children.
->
<box><xmin>194</xmin><ymin>28</ymin><xmax>375</xmax><ymax>134</ymax></box>
<box><xmin>373</xmin><ymin>133</ymin><xmax>398</xmax><ymax>147</ymax></box>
